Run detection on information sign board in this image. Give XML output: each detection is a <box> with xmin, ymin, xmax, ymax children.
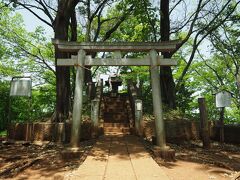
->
<box><xmin>10</xmin><ymin>79</ymin><xmax>32</xmax><ymax>97</ymax></box>
<box><xmin>216</xmin><ymin>91</ymin><xmax>231</xmax><ymax>108</ymax></box>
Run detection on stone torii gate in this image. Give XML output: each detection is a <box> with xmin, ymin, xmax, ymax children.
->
<box><xmin>53</xmin><ymin>40</ymin><xmax>179</xmax><ymax>150</ymax></box>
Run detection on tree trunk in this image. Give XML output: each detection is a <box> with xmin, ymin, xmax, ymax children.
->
<box><xmin>160</xmin><ymin>67</ymin><xmax>176</xmax><ymax>108</ymax></box>
<box><xmin>160</xmin><ymin>0</ymin><xmax>176</xmax><ymax>109</ymax></box>
<box><xmin>54</xmin><ymin>27</ymin><xmax>70</xmax><ymax>122</ymax></box>
<box><xmin>53</xmin><ymin>1</ymin><xmax>77</xmax><ymax>122</ymax></box>
<box><xmin>84</xmin><ymin>65</ymin><xmax>92</xmax><ymax>84</ymax></box>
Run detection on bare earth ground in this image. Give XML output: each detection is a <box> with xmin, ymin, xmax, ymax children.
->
<box><xmin>0</xmin><ymin>138</ymin><xmax>239</xmax><ymax>180</ymax></box>
<box><xmin>151</xmin><ymin>141</ymin><xmax>240</xmax><ymax>180</ymax></box>
<box><xmin>0</xmin><ymin>140</ymin><xmax>94</xmax><ymax>180</ymax></box>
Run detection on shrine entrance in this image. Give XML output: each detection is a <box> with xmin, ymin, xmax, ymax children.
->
<box><xmin>53</xmin><ymin>40</ymin><xmax>179</xmax><ymax>150</ymax></box>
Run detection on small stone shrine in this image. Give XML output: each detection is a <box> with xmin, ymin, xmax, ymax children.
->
<box><xmin>105</xmin><ymin>74</ymin><xmax>122</xmax><ymax>96</ymax></box>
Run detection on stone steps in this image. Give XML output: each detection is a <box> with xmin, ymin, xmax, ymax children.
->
<box><xmin>103</xmin><ymin>113</ymin><xmax>128</xmax><ymax>122</ymax></box>
<box><xmin>104</xmin><ymin>107</ymin><xmax>125</xmax><ymax>113</ymax></box>
<box><xmin>103</xmin><ymin>123</ymin><xmax>130</xmax><ymax>135</ymax></box>
<box><xmin>104</xmin><ymin>122</ymin><xmax>130</xmax><ymax>128</ymax></box>
<box><xmin>102</xmin><ymin>94</ymin><xmax>131</xmax><ymax>134</ymax></box>
<box><xmin>104</xmin><ymin>127</ymin><xmax>130</xmax><ymax>133</ymax></box>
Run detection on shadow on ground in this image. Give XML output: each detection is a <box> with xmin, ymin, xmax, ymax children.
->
<box><xmin>0</xmin><ymin>135</ymin><xmax>153</xmax><ymax>179</ymax></box>
<box><xmin>0</xmin><ymin>140</ymin><xmax>94</xmax><ymax>179</ymax></box>
<box><xmin>1</xmin><ymin>135</ymin><xmax>240</xmax><ymax>179</ymax></box>
<box><xmin>151</xmin><ymin>140</ymin><xmax>240</xmax><ymax>172</ymax></box>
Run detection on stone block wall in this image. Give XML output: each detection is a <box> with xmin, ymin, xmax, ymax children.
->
<box><xmin>143</xmin><ymin>119</ymin><xmax>240</xmax><ymax>144</ymax></box>
<box><xmin>165</xmin><ymin>120</ymin><xmax>200</xmax><ymax>143</ymax></box>
<box><xmin>143</xmin><ymin>119</ymin><xmax>200</xmax><ymax>144</ymax></box>
<box><xmin>7</xmin><ymin>121</ymin><xmax>93</xmax><ymax>142</ymax></box>
<box><xmin>7</xmin><ymin>120</ymin><xmax>240</xmax><ymax>145</ymax></box>
<box><xmin>211</xmin><ymin>125</ymin><xmax>240</xmax><ymax>144</ymax></box>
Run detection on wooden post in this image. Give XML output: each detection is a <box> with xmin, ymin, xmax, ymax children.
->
<box><xmin>7</xmin><ymin>97</ymin><xmax>12</xmax><ymax>141</ymax></box>
<box><xmin>70</xmin><ymin>49</ymin><xmax>85</xmax><ymax>147</ymax></box>
<box><xmin>150</xmin><ymin>50</ymin><xmax>166</xmax><ymax>148</ymax></box>
<box><xmin>219</xmin><ymin>107</ymin><xmax>225</xmax><ymax>144</ymax></box>
<box><xmin>198</xmin><ymin>98</ymin><xmax>210</xmax><ymax>149</ymax></box>
<box><xmin>134</xmin><ymin>99</ymin><xmax>143</xmax><ymax>135</ymax></box>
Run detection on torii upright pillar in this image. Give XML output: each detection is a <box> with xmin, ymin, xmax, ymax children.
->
<box><xmin>71</xmin><ymin>49</ymin><xmax>85</xmax><ymax>147</ymax></box>
<box><xmin>150</xmin><ymin>50</ymin><xmax>167</xmax><ymax>149</ymax></box>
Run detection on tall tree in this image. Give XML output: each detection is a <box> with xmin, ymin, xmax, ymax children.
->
<box><xmin>3</xmin><ymin>0</ymin><xmax>79</xmax><ymax>122</ymax></box>
<box><xmin>172</xmin><ymin>0</ymin><xmax>240</xmax><ymax>91</ymax></box>
<box><xmin>0</xmin><ymin>4</ymin><xmax>56</xmax><ymax>127</ymax></box>
<box><xmin>53</xmin><ymin>0</ymin><xmax>78</xmax><ymax>122</ymax></box>
<box><xmin>160</xmin><ymin>0</ymin><xmax>176</xmax><ymax>108</ymax></box>
<box><xmin>158</xmin><ymin>0</ymin><xmax>239</xmax><ymax>109</ymax></box>
<box><xmin>4</xmin><ymin>0</ymin><xmax>136</xmax><ymax>122</ymax></box>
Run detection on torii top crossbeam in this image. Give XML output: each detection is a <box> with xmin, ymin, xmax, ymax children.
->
<box><xmin>52</xmin><ymin>39</ymin><xmax>180</xmax><ymax>53</ymax></box>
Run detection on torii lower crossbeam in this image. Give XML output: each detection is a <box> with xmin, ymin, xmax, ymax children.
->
<box><xmin>57</xmin><ymin>56</ymin><xmax>177</xmax><ymax>66</ymax></box>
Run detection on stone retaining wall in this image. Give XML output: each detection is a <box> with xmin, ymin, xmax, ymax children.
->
<box><xmin>7</xmin><ymin>120</ymin><xmax>240</xmax><ymax>144</ymax></box>
<box><xmin>143</xmin><ymin>119</ymin><xmax>200</xmax><ymax>143</ymax></box>
<box><xmin>211</xmin><ymin>125</ymin><xmax>240</xmax><ymax>144</ymax></box>
<box><xmin>7</xmin><ymin>121</ymin><xmax>93</xmax><ymax>142</ymax></box>
<box><xmin>143</xmin><ymin>119</ymin><xmax>240</xmax><ymax>144</ymax></box>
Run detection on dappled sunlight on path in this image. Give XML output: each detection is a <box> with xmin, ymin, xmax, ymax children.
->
<box><xmin>64</xmin><ymin>135</ymin><xmax>169</xmax><ymax>180</ymax></box>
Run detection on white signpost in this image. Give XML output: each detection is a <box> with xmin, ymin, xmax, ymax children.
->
<box><xmin>10</xmin><ymin>78</ymin><xmax>32</xmax><ymax>97</ymax></box>
<box><xmin>215</xmin><ymin>90</ymin><xmax>232</xmax><ymax>144</ymax></box>
<box><xmin>8</xmin><ymin>77</ymin><xmax>32</xmax><ymax>125</ymax></box>
<box><xmin>215</xmin><ymin>91</ymin><xmax>231</xmax><ymax>108</ymax></box>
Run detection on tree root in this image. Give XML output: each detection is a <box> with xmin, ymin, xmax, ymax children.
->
<box><xmin>0</xmin><ymin>157</ymin><xmax>41</xmax><ymax>178</ymax></box>
<box><xmin>232</xmin><ymin>172</ymin><xmax>240</xmax><ymax>180</ymax></box>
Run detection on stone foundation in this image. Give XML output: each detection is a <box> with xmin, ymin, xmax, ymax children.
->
<box><xmin>143</xmin><ymin>119</ymin><xmax>240</xmax><ymax>145</ymax></box>
<box><xmin>7</xmin><ymin>120</ymin><xmax>240</xmax><ymax>145</ymax></box>
<box><xmin>143</xmin><ymin>119</ymin><xmax>200</xmax><ymax>144</ymax></box>
<box><xmin>152</xmin><ymin>146</ymin><xmax>175</xmax><ymax>161</ymax></box>
<box><xmin>211</xmin><ymin>124</ymin><xmax>240</xmax><ymax>144</ymax></box>
<box><xmin>7</xmin><ymin>121</ymin><xmax>94</xmax><ymax>142</ymax></box>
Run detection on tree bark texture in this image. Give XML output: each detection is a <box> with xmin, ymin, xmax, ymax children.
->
<box><xmin>198</xmin><ymin>98</ymin><xmax>210</xmax><ymax>149</ymax></box>
<box><xmin>160</xmin><ymin>0</ymin><xmax>176</xmax><ymax>109</ymax></box>
<box><xmin>53</xmin><ymin>0</ymin><xmax>78</xmax><ymax>122</ymax></box>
